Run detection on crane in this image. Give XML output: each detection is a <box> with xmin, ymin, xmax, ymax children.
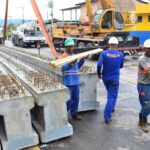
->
<box><xmin>85</xmin><ymin>0</ymin><xmax>124</xmax><ymax>35</ymax></box>
<box><xmin>100</xmin><ymin>0</ymin><xmax>115</xmax><ymax>9</ymax></box>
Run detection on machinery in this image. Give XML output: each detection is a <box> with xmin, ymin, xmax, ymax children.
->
<box><xmin>52</xmin><ymin>0</ymin><xmax>140</xmax><ymax>56</ymax></box>
<box><xmin>86</xmin><ymin>0</ymin><xmax>134</xmax><ymax>34</ymax></box>
<box><xmin>0</xmin><ymin>27</ymin><xmax>3</xmax><ymax>44</ymax></box>
<box><xmin>12</xmin><ymin>21</ymin><xmax>47</xmax><ymax>47</ymax></box>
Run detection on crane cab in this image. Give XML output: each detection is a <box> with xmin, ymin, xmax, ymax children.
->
<box><xmin>92</xmin><ymin>9</ymin><xmax>124</xmax><ymax>34</ymax></box>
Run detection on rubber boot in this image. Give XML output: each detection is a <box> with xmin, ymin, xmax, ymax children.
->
<box><xmin>140</xmin><ymin>115</ymin><xmax>149</xmax><ymax>133</ymax></box>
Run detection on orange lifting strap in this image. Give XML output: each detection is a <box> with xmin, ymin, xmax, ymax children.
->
<box><xmin>3</xmin><ymin>0</ymin><xmax>9</xmax><ymax>45</ymax></box>
<box><xmin>30</xmin><ymin>0</ymin><xmax>59</xmax><ymax>59</ymax></box>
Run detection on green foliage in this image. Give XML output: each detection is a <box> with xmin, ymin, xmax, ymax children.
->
<box><xmin>47</xmin><ymin>0</ymin><xmax>54</xmax><ymax>9</ymax></box>
<box><xmin>47</xmin><ymin>18</ymin><xmax>60</xmax><ymax>24</ymax></box>
<box><xmin>7</xmin><ymin>24</ymin><xmax>17</xmax><ymax>39</ymax></box>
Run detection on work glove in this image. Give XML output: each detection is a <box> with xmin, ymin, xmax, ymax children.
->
<box><xmin>97</xmin><ymin>70</ymin><xmax>102</xmax><ymax>79</ymax></box>
<box><xmin>69</xmin><ymin>59</ymin><xmax>77</xmax><ymax>66</ymax></box>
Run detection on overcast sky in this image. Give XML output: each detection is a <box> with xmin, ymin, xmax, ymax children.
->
<box><xmin>0</xmin><ymin>0</ymin><xmax>84</xmax><ymax>20</ymax></box>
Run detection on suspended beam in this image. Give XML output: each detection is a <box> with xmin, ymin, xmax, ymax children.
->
<box><xmin>30</xmin><ymin>0</ymin><xmax>59</xmax><ymax>59</ymax></box>
<box><xmin>3</xmin><ymin>0</ymin><xmax>9</xmax><ymax>45</ymax></box>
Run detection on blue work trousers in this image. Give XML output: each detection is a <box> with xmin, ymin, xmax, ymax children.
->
<box><xmin>137</xmin><ymin>83</ymin><xmax>150</xmax><ymax>117</ymax></box>
<box><xmin>103</xmin><ymin>80</ymin><xmax>119</xmax><ymax>121</ymax></box>
<box><xmin>67</xmin><ymin>85</ymin><xmax>80</xmax><ymax>117</ymax></box>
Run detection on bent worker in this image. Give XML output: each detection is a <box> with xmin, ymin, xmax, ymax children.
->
<box><xmin>61</xmin><ymin>38</ymin><xmax>84</xmax><ymax>120</ymax></box>
<box><xmin>97</xmin><ymin>37</ymin><xmax>124</xmax><ymax>124</ymax></box>
<box><xmin>137</xmin><ymin>39</ymin><xmax>150</xmax><ymax>133</ymax></box>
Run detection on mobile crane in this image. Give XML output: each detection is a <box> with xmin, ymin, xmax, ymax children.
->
<box><xmin>53</xmin><ymin>0</ymin><xmax>140</xmax><ymax>56</ymax></box>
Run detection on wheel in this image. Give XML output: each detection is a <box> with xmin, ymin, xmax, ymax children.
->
<box><xmin>87</xmin><ymin>42</ymin><xmax>93</xmax><ymax>48</ymax></box>
<box><xmin>78</xmin><ymin>42</ymin><xmax>86</xmax><ymax>48</ymax></box>
<box><xmin>19</xmin><ymin>40</ymin><xmax>24</xmax><ymax>47</ymax></box>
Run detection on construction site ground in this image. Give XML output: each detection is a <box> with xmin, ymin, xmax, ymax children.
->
<box><xmin>3</xmin><ymin>41</ymin><xmax>150</xmax><ymax>150</ymax></box>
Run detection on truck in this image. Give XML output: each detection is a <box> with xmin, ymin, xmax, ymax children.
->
<box><xmin>12</xmin><ymin>21</ymin><xmax>47</xmax><ymax>47</ymax></box>
<box><xmin>0</xmin><ymin>27</ymin><xmax>3</xmax><ymax>44</ymax></box>
<box><xmin>52</xmin><ymin>0</ymin><xmax>140</xmax><ymax>57</ymax></box>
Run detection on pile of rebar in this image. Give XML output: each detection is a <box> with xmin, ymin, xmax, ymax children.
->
<box><xmin>0</xmin><ymin>75</ymin><xmax>25</xmax><ymax>99</ymax></box>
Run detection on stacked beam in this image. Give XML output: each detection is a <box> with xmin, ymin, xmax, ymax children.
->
<box><xmin>0</xmin><ymin>64</ymin><xmax>39</xmax><ymax>150</ymax></box>
<box><xmin>0</xmin><ymin>51</ymin><xmax>73</xmax><ymax>143</ymax></box>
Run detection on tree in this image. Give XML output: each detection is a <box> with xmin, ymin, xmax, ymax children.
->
<box><xmin>7</xmin><ymin>24</ymin><xmax>17</xmax><ymax>39</ymax></box>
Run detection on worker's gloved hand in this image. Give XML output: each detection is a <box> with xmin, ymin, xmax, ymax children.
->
<box><xmin>69</xmin><ymin>59</ymin><xmax>77</xmax><ymax>66</ymax></box>
<box><xmin>97</xmin><ymin>70</ymin><xmax>102</xmax><ymax>79</ymax></box>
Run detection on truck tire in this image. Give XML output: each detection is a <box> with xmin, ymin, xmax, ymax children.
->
<box><xmin>78</xmin><ymin>42</ymin><xmax>86</xmax><ymax>48</ymax></box>
<box><xmin>87</xmin><ymin>42</ymin><xmax>94</xmax><ymax>48</ymax></box>
<box><xmin>19</xmin><ymin>40</ymin><xmax>24</xmax><ymax>47</ymax></box>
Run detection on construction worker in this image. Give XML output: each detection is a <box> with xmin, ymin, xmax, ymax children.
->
<box><xmin>97</xmin><ymin>37</ymin><xmax>124</xmax><ymax>124</ymax></box>
<box><xmin>137</xmin><ymin>39</ymin><xmax>150</xmax><ymax>133</ymax></box>
<box><xmin>61</xmin><ymin>38</ymin><xmax>84</xmax><ymax>120</ymax></box>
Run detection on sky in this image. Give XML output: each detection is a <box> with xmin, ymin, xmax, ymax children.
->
<box><xmin>0</xmin><ymin>0</ymin><xmax>84</xmax><ymax>20</ymax></box>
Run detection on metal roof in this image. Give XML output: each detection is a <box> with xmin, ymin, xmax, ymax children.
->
<box><xmin>75</xmin><ymin>0</ymin><xmax>96</xmax><ymax>6</ymax></box>
<box><xmin>60</xmin><ymin>6</ymin><xmax>80</xmax><ymax>11</ymax></box>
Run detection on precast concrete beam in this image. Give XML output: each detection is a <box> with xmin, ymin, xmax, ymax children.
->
<box><xmin>0</xmin><ymin>97</ymin><xmax>39</xmax><ymax>150</ymax></box>
<box><xmin>0</xmin><ymin>47</ymin><xmax>62</xmax><ymax>82</ymax></box>
<box><xmin>78</xmin><ymin>72</ymin><xmax>100</xmax><ymax>112</ymax></box>
<box><xmin>0</xmin><ymin>47</ymin><xmax>100</xmax><ymax>112</ymax></box>
<box><xmin>0</xmin><ymin>56</ymin><xmax>73</xmax><ymax>144</ymax></box>
<box><xmin>0</xmin><ymin>66</ymin><xmax>39</xmax><ymax>150</ymax></box>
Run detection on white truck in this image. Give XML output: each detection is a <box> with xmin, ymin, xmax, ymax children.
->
<box><xmin>12</xmin><ymin>21</ymin><xmax>47</xmax><ymax>47</ymax></box>
<box><xmin>0</xmin><ymin>27</ymin><xmax>3</xmax><ymax>44</ymax></box>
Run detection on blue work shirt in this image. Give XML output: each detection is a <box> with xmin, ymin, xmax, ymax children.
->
<box><xmin>62</xmin><ymin>54</ymin><xmax>84</xmax><ymax>86</ymax></box>
<box><xmin>97</xmin><ymin>49</ymin><xmax>124</xmax><ymax>81</ymax></box>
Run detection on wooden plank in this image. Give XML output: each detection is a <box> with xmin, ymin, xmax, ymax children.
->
<box><xmin>25</xmin><ymin>146</ymin><xmax>41</xmax><ymax>150</ymax></box>
<box><xmin>49</xmin><ymin>48</ymin><xmax>103</xmax><ymax>67</ymax></box>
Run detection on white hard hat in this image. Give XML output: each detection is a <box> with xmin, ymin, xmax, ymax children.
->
<box><xmin>144</xmin><ymin>39</ymin><xmax>150</xmax><ymax>48</ymax></box>
<box><xmin>108</xmin><ymin>37</ymin><xmax>119</xmax><ymax>45</ymax></box>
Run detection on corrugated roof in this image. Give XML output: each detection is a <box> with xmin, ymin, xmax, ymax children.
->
<box><xmin>60</xmin><ymin>6</ymin><xmax>80</xmax><ymax>11</ymax></box>
<box><xmin>76</xmin><ymin>0</ymin><xmax>96</xmax><ymax>6</ymax></box>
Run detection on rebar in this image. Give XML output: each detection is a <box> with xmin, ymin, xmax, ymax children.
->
<box><xmin>79</xmin><ymin>65</ymin><xmax>96</xmax><ymax>73</ymax></box>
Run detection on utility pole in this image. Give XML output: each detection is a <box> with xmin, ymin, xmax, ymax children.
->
<box><xmin>47</xmin><ymin>0</ymin><xmax>54</xmax><ymax>34</ymax></box>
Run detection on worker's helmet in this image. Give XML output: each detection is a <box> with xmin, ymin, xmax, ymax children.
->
<box><xmin>143</xmin><ymin>39</ymin><xmax>150</xmax><ymax>48</ymax></box>
<box><xmin>108</xmin><ymin>37</ymin><xmax>119</xmax><ymax>45</ymax></box>
<box><xmin>64</xmin><ymin>38</ymin><xmax>75</xmax><ymax>47</ymax></box>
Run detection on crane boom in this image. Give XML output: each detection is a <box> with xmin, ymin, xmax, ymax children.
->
<box><xmin>99</xmin><ymin>0</ymin><xmax>115</xmax><ymax>9</ymax></box>
<box><xmin>85</xmin><ymin>0</ymin><xmax>93</xmax><ymax>25</ymax></box>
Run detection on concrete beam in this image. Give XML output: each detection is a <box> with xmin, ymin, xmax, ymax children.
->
<box><xmin>0</xmin><ymin>64</ymin><xmax>39</xmax><ymax>150</ymax></box>
<box><xmin>0</xmin><ymin>53</ymin><xmax>73</xmax><ymax>143</ymax></box>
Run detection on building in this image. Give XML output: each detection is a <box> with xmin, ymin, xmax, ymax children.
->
<box><xmin>60</xmin><ymin>0</ymin><xmax>143</xmax><ymax>23</ymax></box>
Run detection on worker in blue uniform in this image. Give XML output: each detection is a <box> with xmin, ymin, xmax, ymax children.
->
<box><xmin>97</xmin><ymin>37</ymin><xmax>124</xmax><ymax>124</ymax></box>
<box><xmin>61</xmin><ymin>38</ymin><xmax>84</xmax><ymax>120</ymax></box>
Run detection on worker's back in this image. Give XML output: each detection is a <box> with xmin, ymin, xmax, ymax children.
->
<box><xmin>97</xmin><ymin>50</ymin><xmax>124</xmax><ymax>81</ymax></box>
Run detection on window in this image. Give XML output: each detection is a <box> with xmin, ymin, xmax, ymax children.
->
<box><xmin>114</xmin><ymin>11</ymin><xmax>124</xmax><ymax>29</ymax></box>
<box><xmin>137</xmin><ymin>16</ymin><xmax>142</xmax><ymax>22</ymax></box>
<box><xmin>101</xmin><ymin>11</ymin><xmax>112</xmax><ymax>29</ymax></box>
<box><xmin>148</xmin><ymin>16</ymin><xmax>150</xmax><ymax>22</ymax></box>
